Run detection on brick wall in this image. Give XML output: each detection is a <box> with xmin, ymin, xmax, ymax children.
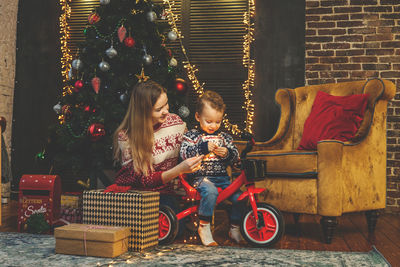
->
<box><xmin>305</xmin><ymin>0</ymin><xmax>400</xmax><ymax>213</ymax></box>
<box><xmin>0</xmin><ymin>1</ymin><xmax>19</xmax><ymax>158</ymax></box>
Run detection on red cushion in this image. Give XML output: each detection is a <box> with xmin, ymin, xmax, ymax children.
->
<box><xmin>297</xmin><ymin>91</ymin><xmax>369</xmax><ymax>150</ymax></box>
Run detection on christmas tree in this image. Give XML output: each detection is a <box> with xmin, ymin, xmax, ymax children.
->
<box><xmin>47</xmin><ymin>0</ymin><xmax>190</xmax><ymax>189</ymax></box>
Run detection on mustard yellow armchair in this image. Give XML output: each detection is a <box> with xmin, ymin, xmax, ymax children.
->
<box><xmin>236</xmin><ymin>78</ymin><xmax>396</xmax><ymax>243</ymax></box>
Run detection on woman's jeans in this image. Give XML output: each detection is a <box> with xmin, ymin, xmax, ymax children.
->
<box><xmin>193</xmin><ymin>176</ymin><xmax>245</xmax><ymax>225</ymax></box>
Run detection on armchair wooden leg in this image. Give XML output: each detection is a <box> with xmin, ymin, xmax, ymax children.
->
<box><xmin>320</xmin><ymin>216</ymin><xmax>337</xmax><ymax>244</ymax></box>
<box><xmin>293</xmin><ymin>213</ymin><xmax>301</xmax><ymax>236</ymax></box>
<box><xmin>365</xmin><ymin>210</ymin><xmax>379</xmax><ymax>234</ymax></box>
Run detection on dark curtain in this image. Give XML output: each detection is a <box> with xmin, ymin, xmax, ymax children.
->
<box><xmin>12</xmin><ymin>0</ymin><xmax>62</xmax><ymax>188</ymax></box>
<box><xmin>254</xmin><ymin>0</ymin><xmax>305</xmax><ymax>141</ymax></box>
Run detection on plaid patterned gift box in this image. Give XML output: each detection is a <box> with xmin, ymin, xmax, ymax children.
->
<box><xmin>83</xmin><ymin>190</ymin><xmax>159</xmax><ymax>252</ymax></box>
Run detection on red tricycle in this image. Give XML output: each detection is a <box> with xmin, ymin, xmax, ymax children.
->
<box><xmin>158</xmin><ymin>133</ymin><xmax>284</xmax><ymax>247</ymax></box>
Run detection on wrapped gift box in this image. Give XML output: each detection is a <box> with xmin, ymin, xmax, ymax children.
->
<box><xmin>60</xmin><ymin>192</ymin><xmax>83</xmax><ymax>223</ymax></box>
<box><xmin>61</xmin><ymin>192</ymin><xmax>82</xmax><ymax>209</ymax></box>
<box><xmin>55</xmin><ymin>223</ymin><xmax>130</xmax><ymax>258</ymax></box>
<box><xmin>83</xmin><ymin>190</ymin><xmax>159</xmax><ymax>252</ymax></box>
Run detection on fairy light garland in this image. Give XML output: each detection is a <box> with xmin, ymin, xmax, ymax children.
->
<box><xmin>163</xmin><ymin>0</ymin><xmax>256</xmax><ymax>135</ymax></box>
<box><xmin>59</xmin><ymin>0</ymin><xmax>73</xmax><ymax>97</ymax></box>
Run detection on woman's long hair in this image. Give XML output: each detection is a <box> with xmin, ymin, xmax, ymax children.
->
<box><xmin>113</xmin><ymin>80</ymin><xmax>166</xmax><ymax>174</ymax></box>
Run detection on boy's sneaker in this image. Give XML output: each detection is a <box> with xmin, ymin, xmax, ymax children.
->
<box><xmin>198</xmin><ymin>222</ymin><xmax>218</xmax><ymax>246</ymax></box>
<box><xmin>229</xmin><ymin>224</ymin><xmax>243</xmax><ymax>244</ymax></box>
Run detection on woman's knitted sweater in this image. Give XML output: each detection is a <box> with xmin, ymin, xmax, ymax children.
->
<box><xmin>115</xmin><ymin>113</ymin><xmax>186</xmax><ymax>194</ymax></box>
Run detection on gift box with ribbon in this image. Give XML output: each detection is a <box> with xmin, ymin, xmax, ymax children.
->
<box><xmin>82</xmin><ymin>190</ymin><xmax>159</xmax><ymax>252</ymax></box>
<box><xmin>54</xmin><ymin>223</ymin><xmax>130</xmax><ymax>258</ymax></box>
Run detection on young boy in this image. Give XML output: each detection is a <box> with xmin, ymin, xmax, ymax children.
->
<box><xmin>180</xmin><ymin>91</ymin><xmax>244</xmax><ymax>246</ymax></box>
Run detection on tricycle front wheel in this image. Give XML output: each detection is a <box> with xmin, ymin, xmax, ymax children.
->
<box><xmin>240</xmin><ymin>203</ymin><xmax>284</xmax><ymax>247</ymax></box>
<box><xmin>158</xmin><ymin>205</ymin><xmax>178</xmax><ymax>245</ymax></box>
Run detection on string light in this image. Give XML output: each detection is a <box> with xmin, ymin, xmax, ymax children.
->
<box><xmin>59</xmin><ymin>0</ymin><xmax>73</xmax><ymax>97</ymax></box>
<box><xmin>163</xmin><ymin>0</ymin><xmax>256</xmax><ymax>135</ymax></box>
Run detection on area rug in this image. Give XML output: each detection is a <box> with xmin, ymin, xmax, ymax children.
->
<box><xmin>0</xmin><ymin>232</ymin><xmax>390</xmax><ymax>266</ymax></box>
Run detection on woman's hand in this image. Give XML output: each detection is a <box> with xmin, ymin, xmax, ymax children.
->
<box><xmin>179</xmin><ymin>155</ymin><xmax>204</xmax><ymax>173</ymax></box>
<box><xmin>214</xmin><ymin>147</ymin><xmax>228</xmax><ymax>157</ymax></box>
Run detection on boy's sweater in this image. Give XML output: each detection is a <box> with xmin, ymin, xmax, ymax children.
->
<box><xmin>180</xmin><ymin>129</ymin><xmax>239</xmax><ymax>178</ymax></box>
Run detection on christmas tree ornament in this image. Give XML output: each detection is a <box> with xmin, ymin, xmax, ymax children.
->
<box><xmin>124</xmin><ymin>36</ymin><xmax>135</xmax><ymax>47</ymax></box>
<box><xmin>169</xmin><ymin>57</ymin><xmax>178</xmax><ymax>67</ymax></box>
<box><xmin>73</xmin><ymin>80</ymin><xmax>84</xmax><ymax>92</ymax></box>
<box><xmin>53</xmin><ymin>102</ymin><xmax>62</xmax><ymax>114</ymax></box>
<box><xmin>71</xmin><ymin>59</ymin><xmax>83</xmax><ymax>70</ymax></box>
<box><xmin>135</xmin><ymin>67</ymin><xmax>150</xmax><ymax>82</ymax></box>
<box><xmin>147</xmin><ymin>11</ymin><xmax>157</xmax><ymax>22</ymax></box>
<box><xmin>178</xmin><ymin>105</ymin><xmax>190</xmax><ymax>118</ymax></box>
<box><xmin>161</xmin><ymin>9</ymin><xmax>168</xmax><ymax>20</ymax></box>
<box><xmin>88</xmin><ymin>12</ymin><xmax>101</xmax><ymax>24</ymax></box>
<box><xmin>175</xmin><ymin>78</ymin><xmax>188</xmax><ymax>95</ymax></box>
<box><xmin>68</xmin><ymin>68</ymin><xmax>73</xmax><ymax>80</ymax></box>
<box><xmin>119</xmin><ymin>91</ymin><xmax>128</xmax><ymax>103</ymax></box>
<box><xmin>100</xmin><ymin>0</ymin><xmax>110</xmax><ymax>5</ymax></box>
<box><xmin>91</xmin><ymin>76</ymin><xmax>101</xmax><ymax>94</ymax></box>
<box><xmin>99</xmin><ymin>60</ymin><xmax>110</xmax><ymax>71</ymax></box>
<box><xmin>105</xmin><ymin>45</ymin><xmax>117</xmax><ymax>59</ymax></box>
<box><xmin>84</xmin><ymin>105</ymin><xmax>91</xmax><ymax>112</ymax></box>
<box><xmin>88</xmin><ymin>123</ymin><xmax>105</xmax><ymax>141</ymax></box>
<box><xmin>168</xmin><ymin>31</ymin><xmax>177</xmax><ymax>41</ymax></box>
<box><xmin>167</xmin><ymin>48</ymin><xmax>172</xmax><ymax>57</ymax></box>
<box><xmin>143</xmin><ymin>54</ymin><xmax>153</xmax><ymax>65</ymax></box>
<box><xmin>117</xmin><ymin>25</ymin><xmax>127</xmax><ymax>42</ymax></box>
<box><xmin>62</xmin><ymin>105</ymin><xmax>72</xmax><ymax>119</ymax></box>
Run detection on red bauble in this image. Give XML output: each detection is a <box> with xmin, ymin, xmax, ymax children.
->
<box><xmin>84</xmin><ymin>106</ymin><xmax>91</xmax><ymax>112</ymax></box>
<box><xmin>124</xmin><ymin>36</ymin><xmax>135</xmax><ymax>47</ymax></box>
<box><xmin>88</xmin><ymin>12</ymin><xmax>101</xmax><ymax>24</ymax></box>
<box><xmin>175</xmin><ymin>78</ymin><xmax>188</xmax><ymax>95</ymax></box>
<box><xmin>73</xmin><ymin>80</ymin><xmax>84</xmax><ymax>92</ymax></box>
<box><xmin>87</xmin><ymin>123</ymin><xmax>105</xmax><ymax>141</ymax></box>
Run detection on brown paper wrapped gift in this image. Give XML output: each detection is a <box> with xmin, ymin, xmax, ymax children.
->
<box><xmin>55</xmin><ymin>223</ymin><xmax>130</xmax><ymax>258</ymax></box>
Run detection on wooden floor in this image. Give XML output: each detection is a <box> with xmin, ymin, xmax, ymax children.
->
<box><xmin>1</xmin><ymin>200</ymin><xmax>399</xmax><ymax>266</ymax></box>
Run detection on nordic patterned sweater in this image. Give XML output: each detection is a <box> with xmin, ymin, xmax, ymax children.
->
<box><xmin>114</xmin><ymin>113</ymin><xmax>186</xmax><ymax>194</ymax></box>
<box><xmin>180</xmin><ymin>129</ymin><xmax>239</xmax><ymax>179</ymax></box>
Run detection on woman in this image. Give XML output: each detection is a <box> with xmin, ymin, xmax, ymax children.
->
<box><xmin>110</xmin><ymin>80</ymin><xmax>203</xmax><ymax>213</ymax></box>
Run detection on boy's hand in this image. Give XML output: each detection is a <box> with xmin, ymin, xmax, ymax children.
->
<box><xmin>208</xmin><ymin>142</ymin><xmax>218</xmax><ymax>153</ymax></box>
<box><xmin>214</xmin><ymin>147</ymin><xmax>228</xmax><ymax>157</ymax></box>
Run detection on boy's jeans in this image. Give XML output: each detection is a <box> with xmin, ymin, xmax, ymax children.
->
<box><xmin>194</xmin><ymin>176</ymin><xmax>245</xmax><ymax>225</ymax></box>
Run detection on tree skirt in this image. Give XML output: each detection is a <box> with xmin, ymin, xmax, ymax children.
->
<box><xmin>0</xmin><ymin>232</ymin><xmax>390</xmax><ymax>266</ymax></box>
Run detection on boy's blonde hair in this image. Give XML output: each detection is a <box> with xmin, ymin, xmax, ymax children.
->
<box><xmin>113</xmin><ymin>80</ymin><xmax>166</xmax><ymax>174</ymax></box>
<box><xmin>196</xmin><ymin>91</ymin><xmax>226</xmax><ymax>114</ymax></box>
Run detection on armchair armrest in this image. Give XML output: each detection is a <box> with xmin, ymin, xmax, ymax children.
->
<box><xmin>234</xmin><ymin>88</ymin><xmax>294</xmax><ymax>152</ymax></box>
<box><xmin>0</xmin><ymin>116</ymin><xmax>6</xmax><ymax>133</ymax></box>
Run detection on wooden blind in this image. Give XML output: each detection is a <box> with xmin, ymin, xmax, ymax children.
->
<box><xmin>68</xmin><ymin>0</ymin><xmax>99</xmax><ymax>56</ymax></box>
<box><xmin>66</xmin><ymin>0</ymin><xmax>248</xmax><ymax>128</ymax></box>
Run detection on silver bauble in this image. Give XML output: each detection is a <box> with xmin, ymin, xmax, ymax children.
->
<box><xmin>71</xmin><ymin>58</ymin><xmax>83</xmax><ymax>70</ymax></box>
<box><xmin>169</xmin><ymin>57</ymin><xmax>178</xmax><ymax>67</ymax></box>
<box><xmin>178</xmin><ymin>105</ymin><xmax>190</xmax><ymax>118</ymax></box>
<box><xmin>143</xmin><ymin>54</ymin><xmax>153</xmax><ymax>65</ymax></box>
<box><xmin>167</xmin><ymin>31</ymin><xmax>177</xmax><ymax>41</ymax></box>
<box><xmin>147</xmin><ymin>11</ymin><xmax>157</xmax><ymax>22</ymax></box>
<box><xmin>100</xmin><ymin>0</ymin><xmax>110</xmax><ymax>5</ymax></box>
<box><xmin>106</xmin><ymin>46</ymin><xmax>117</xmax><ymax>59</ymax></box>
<box><xmin>119</xmin><ymin>92</ymin><xmax>128</xmax><ymax>103</ymax></box>
<box><xmin>68</xmin><ymin>67</ymin><xmax>73</xmax><ymax>80</ymax></box>
<box><xmin>53</xmin><ymin>102</ymin><xmax>62</xmax><ymax>114</ymax></box>
<box><xmin>99</xmin><ymin>60</ymin><xmax>110</xmax><ymax>71</ymax></box>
